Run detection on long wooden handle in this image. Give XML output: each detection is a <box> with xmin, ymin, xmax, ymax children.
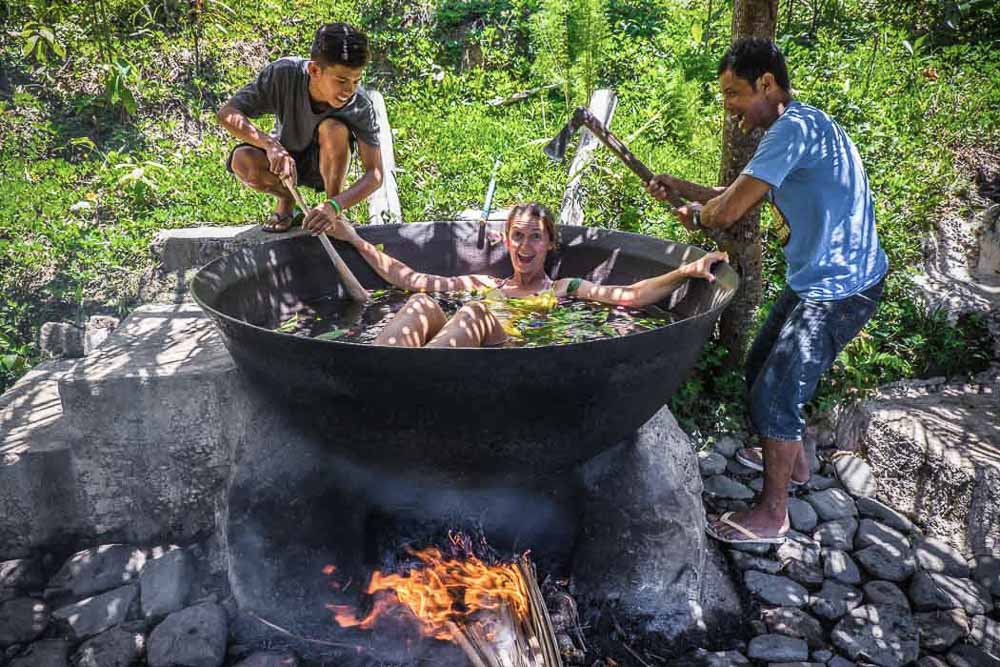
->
<box><xmin>281</xmin><ymin>178</ymin><xmax>369</xmax><ymax>303</ymax></box>
<box><xmin>573</xmin><ymin>108</ymin><xmax>728</xmax><ymax>245</ymax></box>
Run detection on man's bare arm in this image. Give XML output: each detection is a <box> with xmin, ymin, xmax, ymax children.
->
<box><xmin>330</xmin><ymin>140</ymin><xmax>383</xmax><ymax>208</ymax></box>
<box><xmin>700</xmin><ymin>174</ymin><xmax>771</xmax><ymax>229</ymax></box>
<box><xmin>647</xmin><ymin>174</ymin><xmax>726</xmax><ymax>204</ymax></box>
<box><xmin>217</xmin><ymin>103</ymin><xmax>279</xmax><ymax>151</ymax></box>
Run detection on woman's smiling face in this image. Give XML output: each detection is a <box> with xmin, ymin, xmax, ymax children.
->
<box><xmin>505</xmin><ymin>214</ymin><xmax>553</xmax><ymax>274</ymax></box>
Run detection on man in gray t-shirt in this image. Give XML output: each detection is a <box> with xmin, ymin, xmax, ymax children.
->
<box><xmin>218</xmin><ymin>23</ymin><xmax>382</xmax><ymax>232</ymax></box>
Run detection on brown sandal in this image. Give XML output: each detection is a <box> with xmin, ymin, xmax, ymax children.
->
<box><xmin>261</xmin><ymin>209</ymin><xmax>301</xmax><ymax>233</ymax></box>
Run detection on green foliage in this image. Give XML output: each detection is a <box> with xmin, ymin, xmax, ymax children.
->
<box><xmin>0</xmin><ymin>0</ymin><xmax>997</xmax><ymax>413</ymax></box>
<box><xmin>530</xmin><ymin>0</ymin><xmax>610</xmax><ymax>106</ymax></box>
<box><xmin>17</xmin><ymin>21</ymin><xmax>66</xmax><ymax>64</ymax></box>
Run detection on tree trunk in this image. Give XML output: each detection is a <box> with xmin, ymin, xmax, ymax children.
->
<box><xmin>717</xmin><ymin>0</ymin><xmax>778</xmax><ymax>364</ymax></box>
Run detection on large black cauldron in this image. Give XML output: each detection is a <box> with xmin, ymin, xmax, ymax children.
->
<box><xmin>192</xmin><ymin>221</ymin><xmax>736</xmax><ymax>481</ymax></box>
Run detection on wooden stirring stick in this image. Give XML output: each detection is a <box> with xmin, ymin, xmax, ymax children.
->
<box><xmin>280</xmin><ymin>177</ymin><xmax>369</xmax><ymax>303</ymax></box>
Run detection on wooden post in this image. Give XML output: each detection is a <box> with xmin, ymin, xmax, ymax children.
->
<box><xmin>557</xmin><ymin>89</ymin><xmax>618</xmax><ymax>227</ymax></box>
<box><xmin>366</xmin><ymin>89</ymin><xmax>402</xmax><ymax>225</ymax></box>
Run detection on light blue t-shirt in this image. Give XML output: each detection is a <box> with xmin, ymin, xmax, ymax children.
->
<box><xmin>742</xmin><ymin>101</ymin><xmax>888</xmax><ymax>300</ymax></box>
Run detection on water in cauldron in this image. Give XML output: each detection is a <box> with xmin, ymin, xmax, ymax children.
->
<box><xmin>270</xmin><ymin>287</ymin><xmax>677</xmax><ymax>346</ymax></box>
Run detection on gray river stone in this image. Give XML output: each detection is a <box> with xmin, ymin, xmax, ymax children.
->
<box><xmin>803</xmin><ymin>475</ymin><xmax>839</xmax><ymax>492</ymax></box>
<box><xmin>915</xmin><ymin>608</ymin><xmax>970</xmax><ymax>653</ymax></box>
<box><xmin>52</xmin><ymin>583</ymin><xmax>138</xmax><ymax>640</ymax></box>
<box><xmin>970</xmin><ymin>614</ymin><xmax>1000</xmax><ymax>657</ymax></box>
<box><xmin>812</xmin><ymin>648</ymin><xmax>834</xmax><ymax>662</ymax></box>
<box><xmin>728</xmin><ymin>551</ymin><xmax>782</xmax><ymax>574</ymax></box>
<box><xmin>761</xmin><ymin>607</ymin><xmax>826</xmax><ymax>649</ymax></box>
<box><xmin>919</xmin><ymin>657</ymin><xmax>950</xmax><ymax>667</ymax></box>
<box><xmin>713</xmin><ymin>434</ymin><xmax>743</xmax><ymax>459</ymax></box>
<box><xmin>864</xmin><ymin>581</ymin><xmax>911</xmax><ymax>610</ymax></box>
<box><xmin>47</xmin><ymin>545</ymin><xmax>146</xmax><ymax>599</ymax></box>
<box><xmin>702</xmin><ymin>475</ymin><xmax>754</xmax><ymax>500</ymax></box>
<box><xmin>855</xmin><ymin>518</ymin><xmax>910</xmax><ymax>552</ymax></box>
<box><xmin>828</xmin><ymin>657</ymin><xmax>855</xmax><ymax>667</ymax></box>
<box><xmin>789</xmin><ymin>498</ymin><xmax>819</xmax><ymax>532</ymax></box>
<box><xmin>148</xmin><ymin>602</ymin><xmax>228</xmax><ymax>667</ymax></box>
<box><xmin>140</xmin><ymin>547</ymin><xmax>191</xmax><ymax>620</ymax></box>
<box><xmin>726</xmin><ymin>458</ymin><xmax>758</xmax><ymax>477</ymax></box>
<box><xmin>910</xmin><ymin>571</ymin><xmax>994</xmax><ymax>615</ymax></box>
<box><xmin>810</xmin><ymin>580</ymin><xmax>863</xmax><ymax>620</ymax></box>
<box><xmin>73</xmin><ymin>627</ymin><xmax>145</xmax><ymax>667</ymax></box>
<box><xmin>824</xmin><ymin>549</ymin><xmax>862</xmax><ymax>585</ymax></box>
<box><xmin>856</xmin><ymin>497</ymin><xmax>917</xmax><ymax>534</ymax></box>
<box><xmin>831</xmin><ymin>604</ymin><xmax>920</xmax><ymax>667</ymax></box>
<box><xmin>973</xmin><ymin>555</ymin><xmax>1000</xmax><ymax>596</ymax></box>
<box><xmin>914</xmin><ymin>537</ymin><xmax>971</xmax><ymax>578</ymax></box>
<box><xmin>744</xmin><ymin>571</ymin><xmax>809</xmax><ymax>608</ymax></box>
<box><xmin>832</xmin><ymin>454</ymin><xmax>877</xmax><ymax>498</ymax></box>
<box><xmin>670</xmin><ymin>648</ymin><xmax>751</xmax><ymax>666</ymax></box>
<box><xmin>946</xmin><ymin>643</ymin><xmax>1000</xmax><ymax>667</ymax></box>
<box><xmin>814</xmin><ymin>518</ymin><xmax>859</xmax><ymax>551</ymax></box>
<box><xmin>8</xmin><ymin>639</ymin><xmax>71</xmax><ymax>667</ymax></box>
<box><xmin>699</xmin><ymin>451</ymin><xmax>728</xmax><ymax>477</ymax></box>
<box><xmin>0</xmin><ymin>597</ymin><xmax>49</xmax><ymax>645</ymax></box>
<box><xmin>805</xmin><ymin>488</ymin><xmax>858</xmax><ymax>521</ymax></box>
<box><xmin>0</xmin><ymin>559</ymin><xmax>45</xmax><ymax>592</ymax></box>
<box><xmin>855</xmin><ymin>543</ymin><xmax>917</xmax><ymax>582</ymax></box>
<box><xmin>747</xmin><ymin>634</ymin><xmax>809</xmax><ymax>662</ymax></box>
<box><xmin>779</xmin><ymin>534</ymin><xmax>825</xmax><ymax>588</ymax></box>
<box><xmin>233</xmin><ymin>651</ymin><xmax>300</xmax><ymax>667</ymax></box>
<box><xmin>784</xmin><ymin>559</ymin><xmax>826</xmax><ymax>590</ymax></box>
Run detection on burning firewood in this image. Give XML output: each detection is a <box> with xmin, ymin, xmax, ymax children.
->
<box><xmin>329</xmin><ymin>545</ymin><xmax>564</xmax><ymax>667</ymax></box>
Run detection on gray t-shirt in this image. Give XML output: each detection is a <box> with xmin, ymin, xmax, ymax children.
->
<box><xmin>228</xmin><ymin>57</ymin><xmax>380</xmax><ymax>152</ymax></box>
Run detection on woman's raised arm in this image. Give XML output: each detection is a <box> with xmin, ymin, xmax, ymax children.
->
<box><xmin>325</xmin><ymin>218</ymin><xmax>495</xmax><ymax>293</ymax></box>
<box><xmin>555</xmin><ymin>251</ymin><xmax>728</xmax><ymax>308</ymax></box>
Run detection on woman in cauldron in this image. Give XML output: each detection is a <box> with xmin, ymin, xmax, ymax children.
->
<box><xmin>319</xmin><ymin>202</ymin><xmax>727</xmax><ymax>347</ymax></box>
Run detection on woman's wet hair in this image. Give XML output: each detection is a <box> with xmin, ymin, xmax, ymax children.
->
<box><xmin>506</xmin><ymin>202</ymin><xmax>557</xmax><ymax>247</ymax></box>
<box><xmin>311</xmin><ymin>23</ymin><xmax>370</xmax><ymax>69</ymax></box>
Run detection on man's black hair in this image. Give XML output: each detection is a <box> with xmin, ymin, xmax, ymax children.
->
<box><xmin>717</xmin><ymin>37</ymin><xmax>790</xmax><ymax>92</ymax></box>
<box><xmin>311</xmin><ymin>23</ymin><xmax>369</xmax><ymax>69</ymax></box>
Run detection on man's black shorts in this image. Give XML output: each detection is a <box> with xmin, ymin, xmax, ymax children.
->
<box><xmin>225</xmin><ymin>132</ymin><xmax>357</xmax><ymax>192</ymax></box>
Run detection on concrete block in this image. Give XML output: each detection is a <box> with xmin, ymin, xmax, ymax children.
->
<box><xmin>38</xmin><ymin>322</ymin><xmax>84</xmax><ymax>358</ymax></box>
<box><xmin>0</xmin><ymin>360</ymin><xmax>84</xmax><ymax>557</ymax></box>
<box><xmin>57</xmin><ymin>303</ymin><xmax>244</xmax><ymax>545</ymax></box>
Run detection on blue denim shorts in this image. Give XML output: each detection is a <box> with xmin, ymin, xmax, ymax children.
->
<box><xmin>746</xmin><ymin>276</ymin><xmax>885</xmax><ymax>441</ymax></box>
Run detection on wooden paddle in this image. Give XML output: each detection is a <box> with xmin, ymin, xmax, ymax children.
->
<box><xmin>281</xmin><ymin>177</ymin><xmax>369</xmax><ymax>303</ymax></box>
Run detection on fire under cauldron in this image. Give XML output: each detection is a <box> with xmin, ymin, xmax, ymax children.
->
<box><xmin>191</xmin><ymin>221</ymin><xmax>740</xmax><ymax>661</ymax></box>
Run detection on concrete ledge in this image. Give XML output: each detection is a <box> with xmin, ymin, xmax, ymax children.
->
<box><xmin>150</xmin><ymin>225</ymin><xmax>310</xmax><ymax>273</ymax></box>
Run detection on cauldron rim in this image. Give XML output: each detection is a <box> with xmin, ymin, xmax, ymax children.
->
<box><xmin>191</xmin><ymin>221</ymin><xmax>737</xmax><ymax>353</ymax></box>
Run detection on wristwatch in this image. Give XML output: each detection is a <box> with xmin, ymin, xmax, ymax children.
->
<box><xmin>692</xmin><ymin>208</ymin><xmax>704</xmax><ymax>230</ymax></box>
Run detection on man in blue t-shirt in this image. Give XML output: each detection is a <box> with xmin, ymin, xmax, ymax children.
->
<box><xmin>647</xmin><ymin>38</ymin><xmax>888</xmax><ymax>545</ymax></box>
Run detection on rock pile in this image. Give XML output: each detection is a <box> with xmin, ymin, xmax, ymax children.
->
<box><xmin>0</xmin><ymin>544</ymin><xmax>292</xmax><ymax>667</ymax></box>
<box><xmin>690</xmin><ymin>430</ymin><xmax>1000</xmax><ymax>667</ymax></box>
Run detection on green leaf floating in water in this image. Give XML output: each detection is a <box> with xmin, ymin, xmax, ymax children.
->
<box><xmin>315</xmin><ymin>328</ymin><xmax>348</xmax><ymax>341</ymax></box>
<box><xmin>274</xmin><ymin>313</ymin><xmax>301</xmax><ymax>333</ymax></box>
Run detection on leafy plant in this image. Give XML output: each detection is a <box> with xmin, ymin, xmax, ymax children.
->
<box><xmin>18</xmin><ymin>21</ymin><xmax>66</xmax><ymax>65</ymax></box>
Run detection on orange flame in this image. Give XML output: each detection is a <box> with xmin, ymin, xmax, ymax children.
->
<box><xmin>327</xmin><ymin>545</ymin><xmax>530</xmax><ymax>642</ymax></box>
